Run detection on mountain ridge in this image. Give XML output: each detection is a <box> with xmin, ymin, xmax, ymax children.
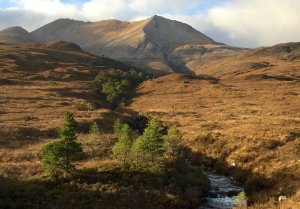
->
<box><xmin>1</xmin><ymin>16</ymin><xmax>298</xmax><ymax>76</ymax></box>
<box><xmin>29</xmin><ymin>15</ymin><xmax>224</xmax><ymax>74</ymax></box>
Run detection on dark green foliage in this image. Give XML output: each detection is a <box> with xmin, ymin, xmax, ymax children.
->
<box><xmin>58</xmin><ymin>112</ymin><xmax>77</xmax><ymax>141</ymax></box>
<box><xmin>101</xmin><ymin>79</ymin><xmax>126</xmax><ymax>108</ymax></box>
<box><xmin>130</xmin><ymin>117</ymin><xmax>165</xmax><ymax>171</ymax></box>
<box><xmin>93</xmin><ymin>68</ymin><xmax>148</xmax><ymax>108</ymax></box>
<box><xmin>40</xmin><ymin>112</ymin><xmax>84</xmax><ymax>177</ymax></box>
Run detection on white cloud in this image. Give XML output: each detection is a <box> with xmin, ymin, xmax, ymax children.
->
<box><xmin>10</xmin><ymin>0</ymin><xmax>77</xmax><ymax>15</ymax></box>
<box><xmin>0</xmin><ymin>0</ymin><xmax>299</xmax><ymax>47</ymax></box>
<box><xmin>207</xmin><ymin>0</ymin><xmax>300</xmax><ymax>47</ymax></box>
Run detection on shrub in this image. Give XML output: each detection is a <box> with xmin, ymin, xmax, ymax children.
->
<box><xmin>263</xmin><ymin>139</ymin><xmax>283</xmax><ymax>150</ymax></box>
<box><xmin>245</xmin><ymin>176</ymin><xmax>269</xmax><ymax>195</ymax></box>
<box><xmin>195</xmin><ymin>132</ymin><xmax>219</xmax><ymax>147</ymax></box>
<box><xmin>113</xmin><ymin>118</ymin><xmax>124</xmax><ymax>135</ymax></box>
<box><xmin>89</xmin><ymin>121</ymin><xmax>101</xmax><ymax>141</ymax></box>
<box><xmin>164</xmin><ymin>125</ymin><xmax>183</xmax><ymax>158</ymax></box>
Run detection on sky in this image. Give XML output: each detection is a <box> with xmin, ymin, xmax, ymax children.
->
<box><xmin>0</xmin><ymin>0</ymin><xmax>299</xmax><ymax>48</ymax></box>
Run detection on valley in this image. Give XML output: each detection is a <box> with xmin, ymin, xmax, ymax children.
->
<box><xmin>0</xmin><ymin>15</ymin><xmax>299</xmax><ymax>209</ymax></box>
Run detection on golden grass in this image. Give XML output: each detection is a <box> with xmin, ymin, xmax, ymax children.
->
<box><xmin>128</xmin><ymin>73</ymin><xmax>300</xmax><ymax>201</ymax></box>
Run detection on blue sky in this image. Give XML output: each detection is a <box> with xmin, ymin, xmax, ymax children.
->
<box><xmin>0</xmin><ymin>0</ymin><xmax>299</xmax><ymax>47</ymax></box>
<box><xmin>0</xmin><ymin>0</ymin><xmax>227</xmax><ymax>13</ymax></box>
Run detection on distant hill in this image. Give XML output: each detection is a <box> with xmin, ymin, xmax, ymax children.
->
<box><xmin>187</xmin><ymin>42</ymin><xmax>300</xmax><ymax>80</ymax></box>
<box><xmin>0</xmin><ymin>26</ymin><xmax>36</xmax><ymax>44</ymax></box>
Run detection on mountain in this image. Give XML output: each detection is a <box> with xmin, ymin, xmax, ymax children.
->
<box><xmin>2</xmin><ymin>16</ymin><xmax>298</xmax><ymax>77</ymax></box>
<box><xmin>187</xmin><ymin>42</ymin><xmax>300</xmax><ymax>80</ymax></box>
<box><xmin>30</xmin><ymin>16</ymin><xmax>231</xmax><ymax>75</ymax></box>
<box><xmin>0</xmin><ymin>26</ymin><xmax>36</xmax><ymax>44</ymax></box>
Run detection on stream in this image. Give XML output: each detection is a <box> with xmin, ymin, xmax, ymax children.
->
<box><xmin>198</xmin><ymin>170</ymin><xmax>247</xmax><ymax>209</ymax></box>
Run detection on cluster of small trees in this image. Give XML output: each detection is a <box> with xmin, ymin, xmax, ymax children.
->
<box><xmin>112</xmin><ymin>117</ymin><xmax>183</xmax><ymax>171</ymax></box>
<box><xmin>40</xmin><ymin>113</ymin><xmax>182</xmax><ymax>177</ymax></box>
<box><xmin>93</xmin><ymin>69</ymin><xmax>147</xmax><ymax>108</ymax></box>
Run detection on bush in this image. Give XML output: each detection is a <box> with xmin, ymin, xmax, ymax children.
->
<box><xmin>89</xmin><ymin>121</ymin><xmax>101</xmax><ymax>141</ymax></box>
<box><xmin>113</xmin><ymin>118</ymin><xmax>124</xmax><ymax>135</ymax></box>
<box><xmin>245</xmin><ymin>176</ymin><xmax>269</xmax><ymax>195</ymax></box>
<box><xmin>164</xmin><ymin>125</ymin><xmax>183</xmax><ymax>158</ymax></box>
<box><xmin>195</xmin><ymin>132</ymin><xmax>219</xmax><ymax>147</ymax></box>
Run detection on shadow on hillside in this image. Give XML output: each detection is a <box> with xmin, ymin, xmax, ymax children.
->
<box><xmin>0</xmin><ymin>79</ymin><xmax>33</xmax><ymax>86</ymax></box>
<box><xmin>0</xmin><ymin>175</ymin><xmax>169</xmax><ymax>209</ymax></box>
<box><xmin>244</xmin><ymin>74</ymin><xmax>300</xmax><ymax>81</ymax></box>
<box><xmin>0</xmin><ymin>126</ymin><xmax>58</xmax><ymax>148</ymax></box>
<box><xmin>0</xmin><ymin>166</ymin><xmax>185</xmax><ymax>209</ymax></box>
<box><xmin>46</xmin><ymin>87</ymin><xmax>106</xmax><ymax>109</ymax></box>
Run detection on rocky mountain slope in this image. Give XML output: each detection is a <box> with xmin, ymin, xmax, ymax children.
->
<box><xmin>0</xmin><ymin>16</ymin><xmax>244</xmax><ymax>75</ymax></box>
<box><xmin>4</xmin><ymin>16</ymin><xmax>299</xmax><ymax>78</ymax></box>
<box><xmin>30</xmin><ymin>15</ymin><xmax>226</xmax><ymax>74</ymax></box>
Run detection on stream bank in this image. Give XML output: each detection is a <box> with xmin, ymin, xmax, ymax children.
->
<box><xmin>199</xmin><ymin>170</ymin><xmax>247</xmax><ymax>209</ymax></box>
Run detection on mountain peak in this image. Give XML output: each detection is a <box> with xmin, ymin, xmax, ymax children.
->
<box><xmin>0</xmin><ymin>26</ymin><xmax>36</xmax><ymax>44</ymax></box>
<box><xmin>30</xmin><ymin>16</ymin><xmax>220</xmax><ymax>74</ymax></box>
<box><xmin>1</xmin><ymin>26</ymin><xmax>29</xmax><ymax>34</ymax></box>
<box><xmin>143</xmin><ymin>15</ymin><xmax>215</xmax><ymax>45</ymax></box>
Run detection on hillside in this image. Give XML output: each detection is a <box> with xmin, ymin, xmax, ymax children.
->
<box><xmin>0</xmin><ymin>41</ymin><xmax>134</xmax><ymax>146</ymax></box>
<box><xmin>0</xmin><ymin>26</ymin><xmax>36</xmax><ymax>44</ymax></box>
<box><xmin>29</xmin><ymin>16</ymin><xmax>231</xmax><ymax>75</ymax></box>
<box><xmin>0</xmin><ymin>42</ymin><xmax>211</xmax><ymax>209</ymax></box>
<box><xmin>187</xmin><ymin>42</ymin><xmax>300</xmax><ymax>80</ymax></box>
<box><xmin>128</xmin><ymin>53</ymin><xmax>300</xmax><ymax>205</ymax></box>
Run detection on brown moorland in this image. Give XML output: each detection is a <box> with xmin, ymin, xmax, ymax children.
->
<box><xmin>0</xmin><ymin>42</ymin><xmax>211</xmax><ymax>209</ymax></box>
<box><xmin>0</xmin><ymin>41</ymin><xmax>299</xmax><ymax>208</ymax></box>
<box><xmin>128</xmin><ymin>43</ymin><xmax>300</xmax><ymax>206</ymax></box>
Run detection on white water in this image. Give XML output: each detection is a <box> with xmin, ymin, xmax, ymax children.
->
<box><xmin>199</xmin><ymin>170</ymin><xmax>247</xmax><ymax>209</ymax></box>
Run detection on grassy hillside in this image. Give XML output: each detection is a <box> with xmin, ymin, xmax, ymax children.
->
<box><xmin>0</xmin><ymin>43</ymin><xmax>210</xmax><ymax>209</ymax></box>
<box><xmin>128</xmin><ymin>73</ymin><xmax>300</xmax><ymax>206</ymax></box>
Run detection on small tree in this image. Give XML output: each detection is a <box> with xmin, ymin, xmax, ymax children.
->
<box><xmin>130</xmin><ymin>117</ymin><xmax>165</xmax><ymax>170</ymax></box>
<box><xmin>89</xmin><ymin>121</ymin><xmax>101</xmax><ymax>141</ymax></box>
<box><xmin>40</xmin><ymin>112</ymin><xmax>84</xmax><ymax>177</ymax></box>
<box><xmin>113</xmin><ymin>118</ymin><xmax>124</xmax><ymax>135</ymax></box>
<box><xmin>112</xmin><ymin>124</ymin><xmax>133</xmax><ymax>165</ymax></box>
<box><xmin>164</xmin><ymin>125</ymin><xmax>183</xmax><ymax>158</ymax></box>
